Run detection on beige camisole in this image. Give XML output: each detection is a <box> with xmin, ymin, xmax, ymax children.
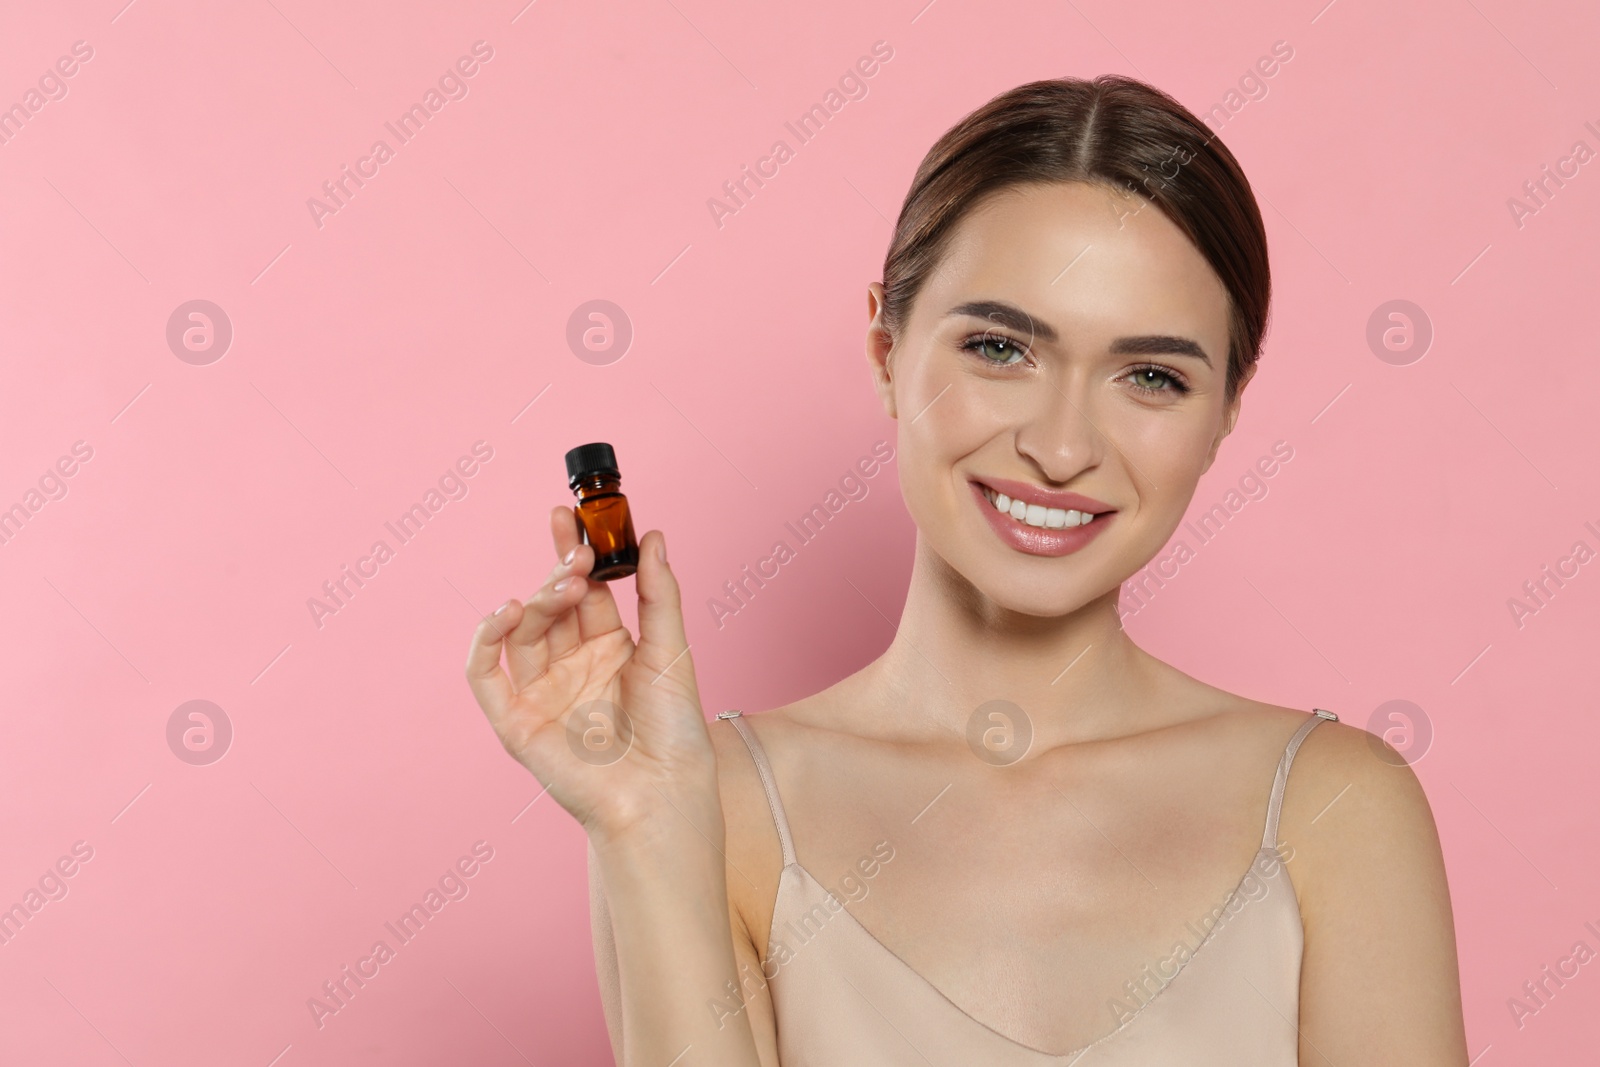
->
<box><xmin>592</xmin><ymin>707</ymin><xmax>1338</xmax><ymax>1065</ymax></box>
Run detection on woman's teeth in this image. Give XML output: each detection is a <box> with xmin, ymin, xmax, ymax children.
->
<box><xmin>982</xmin><ymin>485</ymin><xmax>1098</xmax><ymax>529</ymax></box>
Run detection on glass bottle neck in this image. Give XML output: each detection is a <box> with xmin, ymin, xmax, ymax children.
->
<box><xmin>572</xmin><ymin>473</ymin><xmax>622</xmax><ymax>500</ymax></box>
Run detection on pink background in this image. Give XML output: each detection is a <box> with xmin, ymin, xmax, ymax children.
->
<box><xmin>2</xmin><ymin>0</ymin><xmax>1596</xmax><ymax>1062</ymax></box>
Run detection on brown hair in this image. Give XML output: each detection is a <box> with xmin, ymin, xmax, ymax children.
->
<box><xmin>880</xmin><ymin>75</ymin><xmax>1270</xmax><ymax>405</ymax></box>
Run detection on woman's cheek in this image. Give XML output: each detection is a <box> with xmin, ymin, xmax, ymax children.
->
<box><xmin>896</xmin><ymin>397</ymin><xmax>984</xmax><ymax>521</ymax></box>
<box><xmin>1117</xmin><ymin>410</ymin><xmax>1213</xmax><ymax>493</ymax></box>
<box><xmin>902</xmin><ymin>374</ymin><xmax>993</xmax><ymax>458</ymax></box>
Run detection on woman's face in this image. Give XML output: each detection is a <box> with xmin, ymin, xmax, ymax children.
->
<box><xmin>867</xmin><ymin>180</ymin><xmax>1251</xmax><ymax>617</ymax></box>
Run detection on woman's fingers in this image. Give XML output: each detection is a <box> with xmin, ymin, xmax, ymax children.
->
<box><xmin>632</xmin><ymin>530</ymin><xmax>693</xmax><ymax>685</ymax></box>
<box><xmin>551</xmin><ymin>502</ymin><xmax>582</xmax><ymax>560</ymax></box>
<box><xmin>552</xmin><ymin>504</ymin><xmax>627</xmax><ymax>648</ymax></box>
<box><xmin>489</xmin><ymin>509</ymin><xmax>660</xmax><ymax>703</ymax></box>
<box><xmin>464</xmin><ymin>599</ymin><xmax>522</xmax><ymax>726</ymax></box>
<box><xmin>503</xmin><ymin>566</ymin><xmax>586</xmax><ymax>691</ymax></box>
<box><xmin>544</xmin><ymin>506</ymin><xmax>588</xmax><ymax>662</ymax></box>
<box><xmin>503</xmin><ymin>527</ymin><xmax>602</xmax><ymax>689</ymax></box>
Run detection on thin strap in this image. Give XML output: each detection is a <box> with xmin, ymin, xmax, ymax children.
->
<box><xmin>716</xmin><ymin>710</ymin><xmax>797</xmax><ymax>867</ymax></box>
<box><xmin>1261</xmin><ymin>709</ymin><xmax>1339</xmax><ymax>850</ymax></box>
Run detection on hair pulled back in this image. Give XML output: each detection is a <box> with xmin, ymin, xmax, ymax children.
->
<box><xmin>881</xmin><ymin>75</ymin><xmax>1270</xmax><ymax>404</ymax></box>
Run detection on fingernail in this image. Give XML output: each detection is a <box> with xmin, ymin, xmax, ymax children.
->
<box><xmin>493</xmin><ymin>601</ymin><xmax>510</xmax><ymax>616</ymax></box>
<box><xmin>656</xmin><ymin>536</ymin><xmax>667</xmax><ymax>563</ymax></box>
<box><xmin>562</xmin><ymin>546</ymin><xmax>577</xmax><ymax>565</ymax></box>
<box><xmin>554</xmin><ymin>576</ymin><xmax>574</xmax><ymax>591</ymax></box>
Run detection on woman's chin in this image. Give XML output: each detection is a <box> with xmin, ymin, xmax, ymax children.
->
<box><xmin>955</xmin><ymin>557</ymin><xmax>1115</xmax><ymax>619</ymax></box>
<box><xmin>987</xmin><ymin>585</ymin><xmax>1108</xmax><ymax>619</ymax></box>
<box><xmin>917</xmin><ymin>526</ymin><xmax>1124</xmax><ymax>619</ymax></box>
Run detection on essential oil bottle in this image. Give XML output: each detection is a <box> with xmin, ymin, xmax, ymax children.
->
<box><xmin>565</xmin><ymin>442</ymin><xmax>639</xmax><ymax>581</ymax></box>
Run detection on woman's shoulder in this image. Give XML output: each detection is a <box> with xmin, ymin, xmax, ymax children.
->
<box><xmin>1199</xmin><ymin>696</ymin><xmax>1446</xmax><ymax>922</ymax></box>
<box><xmin>1168</xmin><ymin>694</ymin><xmax>1463</xmax><ymax>1052</ymax></box>
<box><xmin>1229</xmin><ymin>699</ymin><xmax>1445</xmax><ymax>913</ymax></box>
<box><xmin>1258</xmin><ymin>701</ymin><xmax>1462</xmax><ymax>1050</ymax></box>
<box><xmin>1240</xmin><ymin>699</ymin><xmax>1434</xmax><ymax>837</ymax></box>
<box><xmin>705</xmin><ymin>685</ymin><xmax>866</xmax><ymax>764</ymax></box>
<box><xmin>702</xmin><ymin>708</ymin><xmax>788</xmax><ymax>959</ymax></box>
<box><xmin>1199</xmin><ymin>696</ymin><xmax>1434</xmax><ymax>835</ymax></box>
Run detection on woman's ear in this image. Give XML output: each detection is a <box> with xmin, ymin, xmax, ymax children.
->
<box><xmin>866</xmin><ymin>282</ymin><xmax>898</xmax><ymax>420</ymax></box>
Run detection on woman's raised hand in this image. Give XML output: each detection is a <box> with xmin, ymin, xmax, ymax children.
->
<box><xmin>464</xmin><ymin>506</ymin><xmax>718</xmax><ymax>844</ymax></box>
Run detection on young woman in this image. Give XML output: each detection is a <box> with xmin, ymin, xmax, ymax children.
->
<box><xmin>466</xmin><ymin>75</ymin><xmax>1468</xmax><ymax>1066</ymax></box>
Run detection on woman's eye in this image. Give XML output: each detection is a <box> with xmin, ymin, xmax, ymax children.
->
<box><xmin>1126</xmin><ymin>366</ymin><xmax>1190</xmax><ymax>395</ymax></box>
<box><xmin>962</xmin><ymin>335</ymin><xmax>1027</xmax><ymax>366</ymax></box>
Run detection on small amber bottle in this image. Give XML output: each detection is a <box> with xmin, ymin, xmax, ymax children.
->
<box><xmin>565</xmin><ymin>442</ymin><xmax>639</xmax><ymax>581</ymax></box>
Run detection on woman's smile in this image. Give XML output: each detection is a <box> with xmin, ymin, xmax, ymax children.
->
<box><xmin>967</xmin><ymin>478</ymin><xmax>1115</xmax><ymax>557</ymax></box>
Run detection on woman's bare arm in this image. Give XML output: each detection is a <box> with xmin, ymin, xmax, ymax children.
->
<box><xmin>584</xmin><ymin>817</ymin><xmax>769</xmax><ymax>1067</ymax></box>
<box><xmin>589</xmin><ymin>832</ymin><xmax>780</xmax><ymax>1067</ymax></box>
<box><xmin>589</xmin><ymin>840</ymin><xmax>625</xmax><ymax>1059</ymax></box>
<box><xmin>463</xmin><ymin>507</ymin><xmax>768</xmax><ymax>1066</ymax></box>
<box><xmin>1286</xmin><ymin>722</ymin><xmax>1470</xmax><ymax>1065</ymax></box>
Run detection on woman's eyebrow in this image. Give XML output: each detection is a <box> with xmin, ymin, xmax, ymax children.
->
<box><xmin>1109</xmin><ymin>334</ymin><xmax>1212</xmax><ymax>367</ymax></box>
<box><xmin>946</xmin><ymin>299</ymin><xmax>1212</xmax><ymax>368</ymax></box>
<box><xmin>948</xmin><ymin>300</ymin><xmax>1057</xmax><ymax>343</ymax></box>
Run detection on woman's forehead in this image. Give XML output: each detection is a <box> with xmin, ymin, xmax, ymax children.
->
<box><xmin>919</xmin><ymin>183</ymin><xmax>1231</xmax><ymax>345</ymax></box>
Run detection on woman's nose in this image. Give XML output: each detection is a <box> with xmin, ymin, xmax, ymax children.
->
<box><xmin>1013</xmin><ymin>381</ymin><xmax>1104</xmax><ymax>480</ymax></box>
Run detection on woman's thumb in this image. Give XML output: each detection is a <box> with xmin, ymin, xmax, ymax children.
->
<box><xmin>634</xmin><ymin>531</ymin><xmax>690</xmax><ymax>675</ymax></box>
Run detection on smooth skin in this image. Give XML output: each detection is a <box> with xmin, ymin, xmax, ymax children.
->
<box><xmin>468</xmin><ymin>179</ymin><xmax>1468</xmax><ymax>1066</ymax></box>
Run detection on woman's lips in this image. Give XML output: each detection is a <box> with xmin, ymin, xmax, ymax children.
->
<box><xmin>973</xmin><ymin>475</ymin><xmax>1113</xmax><ymax>515</ymax></box>
<box><xmin>968</xmin><ymin>480</ymin><xmax>1113</xmax><ymax>558</ymax></box>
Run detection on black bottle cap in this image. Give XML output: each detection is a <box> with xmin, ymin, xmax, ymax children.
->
<box><xmin>566</xmin><ymin>442</ymin><xmax>620</xmax><ymax>488</ymax></box>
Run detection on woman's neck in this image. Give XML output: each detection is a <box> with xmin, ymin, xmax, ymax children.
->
<box><xmin>847</xmin><ymin>534</ymin><xmax>1177</xmax><ymax>749</ymax></box>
